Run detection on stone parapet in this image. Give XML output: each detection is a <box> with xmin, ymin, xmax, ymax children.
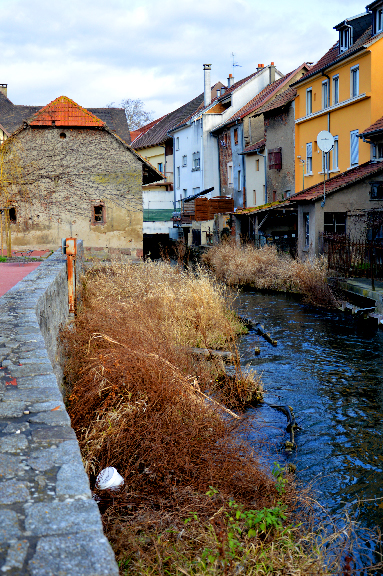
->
<box><xmin>0</xmin><ymin>244</ymin><xmax>119</xmax><ymax>575</ymax></box>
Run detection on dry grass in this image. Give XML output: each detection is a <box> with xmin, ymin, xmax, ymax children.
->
<box><xmin>61</xmin><ymin>259</ymin><xmax>381</xmax><ymax>575</ymax></box>
<box><xmin>203</xmin><ymin>242</ymin><xmax>338</xmax><ymax>309</ymax></box>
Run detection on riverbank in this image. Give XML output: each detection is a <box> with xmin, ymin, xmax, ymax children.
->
<box><xmin>202</xmin><ymin>242</ymin><xmax>338</xmax><ymax>309</ymax></box>
<box><xmin>60</xmin><ymin>259</ymin><xmax>374</xmax><ymax>575</ymax></box>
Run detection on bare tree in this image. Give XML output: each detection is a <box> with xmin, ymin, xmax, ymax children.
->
<box><xmin>107</xmin><ymin>98</ymin><xmax>154</xmax><ymax>130</ymax></box>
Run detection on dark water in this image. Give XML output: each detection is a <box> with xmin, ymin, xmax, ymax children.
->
<box><xmin>234</xmin><ymin>290</ymin><xmax>383</xmax><ymax>560</ymax></box>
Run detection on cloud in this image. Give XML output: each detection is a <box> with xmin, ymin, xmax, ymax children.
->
<box><xmin>0</xmin><ymin>0</ymin><xmax>369</xmax><ymax>116</ymax></box>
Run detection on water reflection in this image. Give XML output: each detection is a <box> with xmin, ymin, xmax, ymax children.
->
<box><xmin>235</xmin><ymin>290</ymin><xmax>383</xmax><ymax>532</ymax></box>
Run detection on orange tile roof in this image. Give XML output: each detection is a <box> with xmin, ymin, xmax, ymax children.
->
<box><xmin>360</xmin><ymin>115</ymin><xmax>383</xmax><ymax>137</ymax></box>
<box><xmin>29</xmin><ymin>96</ymin><xmax>105</xmax><ymax>127</ymax></box>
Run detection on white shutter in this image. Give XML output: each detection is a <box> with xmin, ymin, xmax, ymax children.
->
<box><xmin>350</xmin><ymin>130</ymin><xmax>359</xmax><ymax>165</ymax></box>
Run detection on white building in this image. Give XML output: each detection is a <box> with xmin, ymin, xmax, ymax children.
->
<box><xmin>170</xmin><ymin>64</ymin><xmax>284</xmax><ymax>206</ymax></box>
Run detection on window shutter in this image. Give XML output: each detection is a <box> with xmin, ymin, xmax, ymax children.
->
<box><xmin>268</xmin><ymin>147</ymin><xmax>282</xmax><ymax>170</ymax></box>
<box><xmin>351</xmin><ymin>131</ymin><xmax>359</xmax><ymax>165</ymax></box>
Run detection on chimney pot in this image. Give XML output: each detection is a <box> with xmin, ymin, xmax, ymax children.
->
<box><xmin>271</xmin><ymin>61</ymin><xmax>274</xmax><ymax>66</ymax></box>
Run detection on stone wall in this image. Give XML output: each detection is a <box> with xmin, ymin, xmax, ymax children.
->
<box><xmin>264</xmin><ymin>104</ymin><xmax>295</xmax><ymax>202</ymax></box>
<box><xmin>8</xmin><ymin>125</ymin><xmax>144</xmax><ymax>259</ymax></box>
<box><xmin>0</xmin><ymin>246</ymin><xmax>119</xmax><ymax>575</ymax></box>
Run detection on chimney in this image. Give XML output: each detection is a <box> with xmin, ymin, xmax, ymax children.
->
<box><xmin>0</xmin><ymin>84</ymin><xmax>7</xmax><ymax>98</ymax></box>
<box><xmin>269</xmin><ymin>62</ymin><xmax>276</xmax><ymax>84</ymax></box>
<box><xmin>216</xmin><ymin>88</ymin><xmax>220</xmax><ymax>98</ymax></box>
<box><xmin>257</xmin><ymin>64</ymin><xmax>264</xmax><ymax>72</ymax></box>
<box><xmin>220</xmin><ymin>86</ymin><xmax>226</xmax><ymax>96</ymax></box>
<box><xmin>227</xmin><ymin>73</ymin><xmax>234</xmax><ymax>88</ymax></box>
<box><xmin>203</xmin><ymin>64</ymin><xmax>212</xmax><ymax>107</ymax></box>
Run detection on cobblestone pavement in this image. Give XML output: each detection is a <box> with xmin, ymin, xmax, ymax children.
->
<box><xmin>0</xmin><ymin>250</ymin><xmax>119</xmax><ymax>575</ymax></box>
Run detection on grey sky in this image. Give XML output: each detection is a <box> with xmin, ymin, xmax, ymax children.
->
<box><xmin>0</xmin><ymin>0</ymin><xmax>367</xmax><ymax>118</ymax></box>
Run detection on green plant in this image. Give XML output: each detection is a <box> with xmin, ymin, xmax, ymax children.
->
<box><xmin>0</xmin><ymin>255</ymin><xmax>6</xmax><ymax>262</ymax></box>
<box><xmin>272</xmin><ymin>462</ymin><xmax>288</xmax><ymax>495</ymax></box>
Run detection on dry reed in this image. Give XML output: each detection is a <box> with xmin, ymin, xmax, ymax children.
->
<box><xmin>203</xmin><ymin>242</ymin><xmax>338</xmax><ymax>309</ymax></box>
<box><xmin>61</xmin><ymin>259</ymin><xmax>379</xmax><ymax>575</ymax></box>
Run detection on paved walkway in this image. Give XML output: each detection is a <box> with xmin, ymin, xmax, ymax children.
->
<box><xmin>0</xmin><ymin>263</ymin><xmax>42</xmax><ymax>298</ymax></box>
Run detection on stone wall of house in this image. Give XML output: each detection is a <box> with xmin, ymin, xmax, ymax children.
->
<box><xmin>9</xmin><ymin>126</ymin><xmax>143</xmax><ymax>259</ymax></box>
<box><xmin>0</xmin><ymin>247</ymin><xmax>119</xmax><ymax>575</ymax></box>
<box><xmin>246</xmin><ymin>115</ymin><xmax>264</xmax><ymax>147</ymax></box>
<box><xmin>265</xmin><ymin>104</ymin><xmax>295</xmax><ymax>202</ymax></box>
<box><xmin>218</xmin><ymin>128</ymin><xmax>233</xmax><ymax>196</ymax></box>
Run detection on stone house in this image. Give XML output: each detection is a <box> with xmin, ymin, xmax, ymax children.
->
<box><xmin>290</xmin><ymin>160</ymin><xmax>383</xmax><ymax>259</ymax></box>
<box><xmin>0</xmin><ymin>95</ymin><xmax>162</xmax><ymax>258</ymax></box>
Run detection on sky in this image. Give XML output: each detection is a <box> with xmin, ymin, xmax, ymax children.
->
<box><xmin>0</xmin><ymin>0</ymin><xmax>368</xmax><ymax>119</ymax></box>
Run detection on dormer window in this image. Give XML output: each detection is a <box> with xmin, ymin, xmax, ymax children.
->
<box><xmin>376</xmin><ymin>6</ymin><xmax>383</xmax><ymax>32</ymax></box>
<box><xmin>339</xmin><ymin>27</ymin><xmax>351</xmax><ymax>52</ymax></box>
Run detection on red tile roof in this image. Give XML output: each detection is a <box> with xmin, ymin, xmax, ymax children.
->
<box><xmin>255</xmin><ymin>86</ymin><xmax>297</xmax><ymax>115</ymax></box>
<box><xmin>360</xmin><ymin>115</ymin><xmax>383</xmax><ymax>137</ymax></box>
<box><xmin>242</xmin><ymin>139</ymin><xmax>266</xmax><ymax>154</ymax></box>
<box><xmin>130</xmin><ymin>115</ymin><xmax>166</xmax><ymax>143</ymax></box>
<box><xmin>29</xmin><ymin>96</ymin><xmax>105</xmax><ymax>127</ymax></box>
<box><xmin>211</xmin><ymin>64</ymin><xmax>307</xmax><ymax>132</ymax></box>
<box><xmin>290</xmin><ymin>160</ymin><xmax>383</xmax><ymax>202</ymax></box>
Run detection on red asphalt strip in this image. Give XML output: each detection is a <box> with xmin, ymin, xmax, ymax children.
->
<box><xmin>0</xmin><ymin>262</ymin><xmax>42</xmax><ymax>297</ymax></box>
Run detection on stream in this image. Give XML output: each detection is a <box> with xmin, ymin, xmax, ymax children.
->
<box><xmin>234</xmin><ymin>290</ymin><xmax>383</xmax><ymax>567</ymax></box>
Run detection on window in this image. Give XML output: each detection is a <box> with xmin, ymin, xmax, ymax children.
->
<box><xmin>176</xmin><ymin>166</ymin><xmax>180</xmax><ymax>189</ymax></box>
<box><xmin>92</xmin><ymin>204</ymin><xmax>105</xmax><ymax>224</ymax></box>
<box><xmin>256</xmin><ymin>158</ymin><xmax>260</xmax><ymax>171</ymax></box>
<box><xmin>234</xmin><ymin>128</ymin><xmax>238</xmax><ymax>145</ymax></box>
<box><xmin>192</xmin><ymin>152</ymin><xmax>200</xmax><ymax>171</ymax></box>
<box><xmin>351</xmin><ymin>65</ymin><xmax>359</xmax><ymax>98</ymax></box>
<box><xmin>332</xmin><ymin>136</ymin><xmax>339</xmax><ymax>171</ymax></box>
<box><xmin>9</xmin><ymin>207</ymin><xmax>17</xmax><ymax>223</ymax></box>
<box><xmin>372</xmin><ymin>143</ymin><xmax>383</xmax><ymax>160</ymax></box>
<box><xmin>306</xmin><ymin>88</ymin><xmax>312</xmax><ymax>115</ymax></box>
<box><xmin>324</xmin><ymin>212</ymin><xmax>346</xmax><ymax>235</ymax></box>
<box><xmin>304</xmin><ymin>213</ymin><xmax>310</xmax><ymax>247</ymax></box>
<box><xmin>182</xmin><ymin>155</ymin><xmax>187</xmax><ymax>167</ymax></box>
<box><xmin>157</xmin><ymin>162</ymin><xmax>163</xmax><ymax>173</ymax></box>
<box><xmin>227</xmin><ymin>163</ymin><xmax>233</xmax><ymax>186</ymax></box>
<box><xmin>268</xmin><ymin>147</ymin><xmax>282</xmax><ymax>170</ymax></box>
<box><xmin>322</xmin><ymin>151</ymin><xmax>330</xmax><ymax>174</ymax></box>
<box><xmin>340</xmin><ymin>27</ymin><xmax>351</xmax><ymax>52</ymax></box>
<box><xmin>370</xmin><ymin>181</ymin><xmax>383</xmax><ymax>199</ymax></box>
<box><xmin>322</xmin><ymin>80</ymin><xmax>329</xmax><ymax>109</ymax></box>
<box><xmin>237</xmin><ymin>170</ymin><xmax>241</xmax><ymax>191</ymax></box>
<box><xmin>175</xmin><ymin>137</ymin><xmax>179</xmax><ymax>151</ymax></box>
<box><xmin>332</xmin><ymin>75</ymin><xmax>339</xmax><ymax>105</ymax></box>
<box><xmin>376</xmin><ymin>7</ymin><xmax>383</xmax><ymax>33</ymax></box>
<box><xmin>350</xmin><ymin>130</ymin><xmax>359</xmax><ymax>166</ymax></box>
<box><xmin>306</xmin><ymin>142</ymin><xmax>313</xmax><ymax>174</ymax></box>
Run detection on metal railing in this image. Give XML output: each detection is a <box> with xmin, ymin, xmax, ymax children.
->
<box><xmin>320</xmin><ymin>233</ymin><xmax>383</xmax><ymax>281</ymax></box>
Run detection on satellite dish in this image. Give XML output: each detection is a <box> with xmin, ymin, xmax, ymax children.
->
<box><xmin>317</xmin><ymin>130</ymin><xmax>334</xmax><ymax>153</ymax></box>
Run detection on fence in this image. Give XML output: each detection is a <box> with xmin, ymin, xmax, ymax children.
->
<box><xmin>320</xmin><ymin>233</ymin><xmax>383</xmax><ymax>279</ymax></box>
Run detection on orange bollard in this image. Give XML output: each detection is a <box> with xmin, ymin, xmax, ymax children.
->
<box><xmin>65</xmin><ymin>238</ymin><xmax>77</xmax><ymax>314</ymax></box>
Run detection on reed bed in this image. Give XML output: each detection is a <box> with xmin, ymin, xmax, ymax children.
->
<box><xmin>203</xmin><ymin>242</ymin><xmax>338</xmax><ymax>309</ymax></box>
<box><xmin>61</xmin><ymin>259</ymin><xmax>379</xmax><ymax>575</ymax></box>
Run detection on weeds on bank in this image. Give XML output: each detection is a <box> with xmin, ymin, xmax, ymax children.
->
<box><xmin>203</xmin><ymin>242</ymin><xmax>338</xmax><ymax>309</ymax></box>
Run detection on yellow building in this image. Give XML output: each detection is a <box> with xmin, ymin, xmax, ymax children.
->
<box><xmin>293</xmin><ymin>5</ymin><xmax>383</xmax><ymax>193</ymax></box>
